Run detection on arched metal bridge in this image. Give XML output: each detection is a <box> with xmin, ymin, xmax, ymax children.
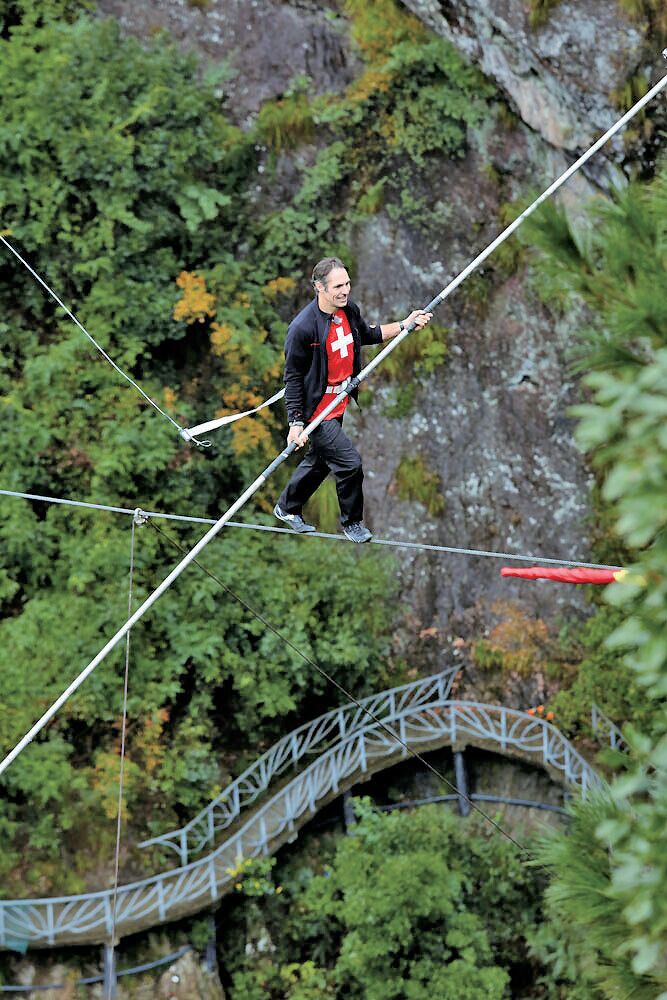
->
<box><xmin>0</xmin><ymin>671</ymin><xmax>603</xmax><ymax>950</ymax></box>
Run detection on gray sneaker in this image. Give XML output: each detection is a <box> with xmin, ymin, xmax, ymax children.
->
<box><xmin>342</xmin><ymin>522</ymin><xmax>373</xmax><ymax>544</ymax></box>
<box><xmin>273</xmin><ymin>504</ymin><xmax>316</xmax><ymax>534</ymax></box>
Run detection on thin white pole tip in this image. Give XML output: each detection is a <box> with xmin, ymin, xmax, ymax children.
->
<box><xmin>179</xmin><ymin>428</ymin><xmax>193</xmax><ymax>443</ymax></box>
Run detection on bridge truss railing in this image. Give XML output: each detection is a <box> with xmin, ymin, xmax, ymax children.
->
<box><xmin>591</xmin><ymin>703</ymin><xmax>629</xmax><ymax>754</ymax></box>
<box><xmin>138</xmin><ymin>667</ymin><xmax>459</xmax><ymax>865</ymax></box>
<box><xmin>0</xmin><ymin>700</ymin><xmax>602</xmax><ymax>950</ymax></box>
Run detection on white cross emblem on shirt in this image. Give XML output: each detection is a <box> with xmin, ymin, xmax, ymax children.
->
<box><xmin>330</xmin><ymin>319</ymin><xmax>354</xmax><ymax>358</ymax></box>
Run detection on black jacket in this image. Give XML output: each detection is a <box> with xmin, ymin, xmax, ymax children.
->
<box><xmin>283</xmin><ymin>298</ymin><xmax>383</xmax><ymax>424</ymax></box>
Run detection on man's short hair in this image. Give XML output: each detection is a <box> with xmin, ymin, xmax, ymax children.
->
<box><xmin>311</xmin><ymin>257</ymin><xmax>347</xmax><ymax>291</ymax></box>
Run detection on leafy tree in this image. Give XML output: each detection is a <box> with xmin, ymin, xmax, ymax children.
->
<box><xmin>0</xmin><ymin>0</ymin><xmax>91</xmax><ymax>35</ymax></box>
<box><xmin>547</xmin><ymin>605</ymin><xmax>652</xmax><ymax>740</ymax></box>
<box><xmin>528</xmin><ymin>168</ymin><xmax>667</xmax><ymax>993</ymax></box>
<box><xmin>0</xmin><ymin>11</ymin><xmax>401</xmax><ymax>893</ymax></box>
<box><xmin>222</xmin><ymin>801</ymin><xmax>551</xmax><ymax>1000</ymax></box>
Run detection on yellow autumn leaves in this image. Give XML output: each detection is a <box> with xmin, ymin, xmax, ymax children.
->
<box><xmin>172</xmin><ymin>270</ymin><xmax>292</xmax><ymax>457</ymax></box>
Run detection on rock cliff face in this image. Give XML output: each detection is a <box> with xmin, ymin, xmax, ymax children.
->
<box><xmin>344</xmin><ymin>0</ymin><xmax>649</xmax><ymax>692</ymax></box>
<box><xmin>97</xmin><ymin>0</ymin><xmax>650</xmax><ymax>692</ymax></box>
<box><xmin>98</xmin><ymin>0</ymin><xmax>359</xmax><ymax>124</ymax></box>
<box><xmin>402</xmin><ymin>0</ymin><xmax>645</xmax><ymax>153</ymax></box>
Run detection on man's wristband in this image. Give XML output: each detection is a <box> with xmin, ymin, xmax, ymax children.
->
<box><xmin>289</xmin><ymin>421</ymin><xmax>304</xmax><ymax>428</ymax></box>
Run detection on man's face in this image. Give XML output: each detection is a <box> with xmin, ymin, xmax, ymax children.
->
<box><xmin>318</xmin><ymin>267</ymin><xmax>351</xmax><ymax>311</ymax></box>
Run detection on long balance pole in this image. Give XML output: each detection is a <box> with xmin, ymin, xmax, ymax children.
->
<box><xmin>2</xmin><ymin>70</ymin><xmax>666</xmax><ymax>778</ymax></box>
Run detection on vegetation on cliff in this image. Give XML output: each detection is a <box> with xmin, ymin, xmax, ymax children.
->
<box><xmin>0</xmin><ymin>0</ymin><xmax>665</xmax><ymax>997</ymax></box>
<box><xmin>0</xmin><ymin>0</ymin><xmax>491</xmax><ymax>895</ymax></box>
<box><xmin>527</xmin><ymin>168</ymin><xmax>667</xmax><ymax>997</ymax></box>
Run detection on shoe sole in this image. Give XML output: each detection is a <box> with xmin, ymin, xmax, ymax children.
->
<box><xmin>273</xmin><ymin>508</ymin><xmax>316</xmax><ymax>533</ymax></box>
<box><xmin>343</xmin><ymin>531</ymin><xmax>373</xmax><ymax>544</ymax></box>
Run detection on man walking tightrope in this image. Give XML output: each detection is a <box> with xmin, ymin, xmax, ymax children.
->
<box><xmin>274</xmin><ymin>257</ymin><xmax>432</xmax><ymax>543</ymax></box>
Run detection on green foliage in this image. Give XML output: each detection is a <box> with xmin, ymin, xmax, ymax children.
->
<box><xmin>527</xmin><ymin>906</ymin><xmax>605</xmax><ymax>1000</ymax></box>
<box><xmin>0</xmin><ymin>12</ymin><xmax>401</xmax><ymax>893</ymax></box>
<box><xmin>255</xmin><ymin>0</ymin><xmax>494</xmax><ymax>276</ymax></box>
<box><xmin>356</xmin><ymin>177</ymin><xmax>386</xmax><ymax>216</ymax></box>
<box><xmin>618</xmin><ymin>0</ymin><xmax>667</xmax><ymax>38</ymax></box>
<box><xmin>547</xmin><ymin>605</ymin><xmax>652</xmax><ymax>741</ymax></box>
<box><xmin>231</xmin><ymin>959</ymin><xmax>334</xmax><ymax>1000</ymax></box>
<box><xmin>372</xmin><ymin>322</ymin><xmax>449</xmax><ymax>418</ymax></box>
<box><xmin>308</xmin><ymin>802</ymin><xmax>513</xmax><ymax>1000</ymax></box>
<box><xmin>611</xmin><ymin>72</ymin><xmax>654</xmax><ymax>153</ymax></box>
<box><xmin>472</xmin><ymin>602</ymin><xmax>554</xmax><ymax>678</ymax></box>
<box><xmin>393</xmin><ymin>453</ymin><xmax>445</xmax><ymax>516</ymax></box>
<box><xmin>221</xmin><ymin>801</ymin><xmax>550</xmax><ymax>1000</ymax></box>
<box><xmin>536</xmin><ymin>794</ymin><xmax>664</xmax><ymax>999</ymax></box>
<box><xmin>382</xmin><ymin>381</ymin><xmax>417</xmax><ymax>418</ymax></box>
<box><xmin>302</xmin><ymin>476</ymin><xmax>341</xmax><ymax>534</ymax></box>
<box><xmin>259</xmin><ymin>141</ymin><xmax>350</xmax><ymax>273</ymax></box>
<box><xmin>225</xmin><ymin>856</ymin><xmax>283</xmax><ymax>898</ymax></box>
<box><xmin>571</xmin><ymin>350</ymin><xmax>667</xmax><ymax>984</ymax></box>
<box><xmin>526</xmin><ymin>0</ymin><xmax>562</xmax><ymax>28</ymax></box>
<box><xmin>0</xmin><ymin>0</ymin><xmax>92</xmax><ymax>34</ymax></box>
<box><xmin>527</xmin><ymin>165</ymin><xmax>667</xmax><ymax>993</ymax></box>
<box><xmin>256</xmin><ymin>93</ymin><xmax>315</xmax><ymax>154</ymax></box>
<box><xmin>379</xmin><ymin>322</ymin><xmax>449</xmax><ymax>380</ymax></box>
<box><xmin>332</xmin><ymin>3</ymin><xmax>495</xmax><ymax>171</ymax></box>
<box><xmin>0</xmin><ymin>507</ymin><xmax>399</xmax><ymax>888</ymax></box>
<box><xmin>523</xmin><ymin>176</ymin><xmax>667</xmax><ymax>369</ymax></box>
<box><xmin>376</xmin><ymin>40</ymin><xmax>494</xmax><ymax>167</ymax></box>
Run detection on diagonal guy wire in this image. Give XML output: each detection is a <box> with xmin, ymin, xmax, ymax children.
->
<box><xmin>148</xmin><ymin>519</ymin><xmax>531</xmax><ymax>859</ymax></box>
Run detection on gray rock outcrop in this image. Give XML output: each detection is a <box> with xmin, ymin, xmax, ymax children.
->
<box><xmin>98</xmin><ymin>0</ymin><xmax>359</xmax><ymax>126</ymax></box>
<box><xmin>402</xmin><ymin>0</ymin><xmax>645</xmax><ymax>152</ymax></box>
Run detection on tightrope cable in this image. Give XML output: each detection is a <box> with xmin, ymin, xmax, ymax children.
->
<box><xmin>0</xmin><ymin>235</ymin><xmax>202</xmax><ymax>445</ymax></box>
<box><xmin>148</xmin><ymin>519</ymin><xmax>530</xmax><ymax>858</ymax></box>
<box><xmin>1</xmin><ymin>72</ymin><xmax>661</xmax><ymax>777</ymax></box>
<box><xmin>0</xmin><ymin>488</ymin><xmax>620</xmax><ymax>570</ymax></box>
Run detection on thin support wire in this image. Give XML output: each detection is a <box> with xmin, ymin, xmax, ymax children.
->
<box><xmin>107</xmin><ymin>512</ymin><xmax>143</xmax><ymax>995</ymax></box>
<box><xmin>0</xmin><ymin>235</ymin><xmax>193</xmax><ymax>443</ymax></box>
<box><xmin>149</xmin><ymin>519</ymin><xmax>530</xmax><ymax>859</ymax></box>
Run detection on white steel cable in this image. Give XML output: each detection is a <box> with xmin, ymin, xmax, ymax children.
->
<box><xmin>0</xmin><ymin>487</ymin><xmax>620</xmax><ymax>569</ymax></box>
<box><xmin>1</xmin><ymin>73</ymin><xmax>661</xmax><ymax>776</ymax></box>
<box><xmin>354</xmin><ymin>70</ymin><xmax>667</xmax><ymax>389</ymax></box>
<box><xmin>423</xmin><ymin>69</ymin><xmax>667</xmax><ymax>304</ymax></box>
<box><xmin>0</xmin><ymin>235</ymin><xmax>195</xmax><ymax>443</ymax></box>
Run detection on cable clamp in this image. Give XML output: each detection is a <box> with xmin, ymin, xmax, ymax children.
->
<box><xmin>133</xmin><ymin>508</ymin><xmax>149</xmax><ymax>526</ymax></box>
<box><xmin>179</xmin><ymin>427</ymin><xmax>211</xmax><ymax>448</ymax></box>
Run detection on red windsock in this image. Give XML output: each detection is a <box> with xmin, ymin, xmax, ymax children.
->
<box><xmin>501</xmin><ymin>566</ymin><xmax>623</xmax><ymax>584</ymax></box>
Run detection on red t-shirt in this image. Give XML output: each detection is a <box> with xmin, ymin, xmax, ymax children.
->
<box><xmin>311</xmin><ymin>310</ymin><xmax>354</xmax><ymax>421</ymax></box>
